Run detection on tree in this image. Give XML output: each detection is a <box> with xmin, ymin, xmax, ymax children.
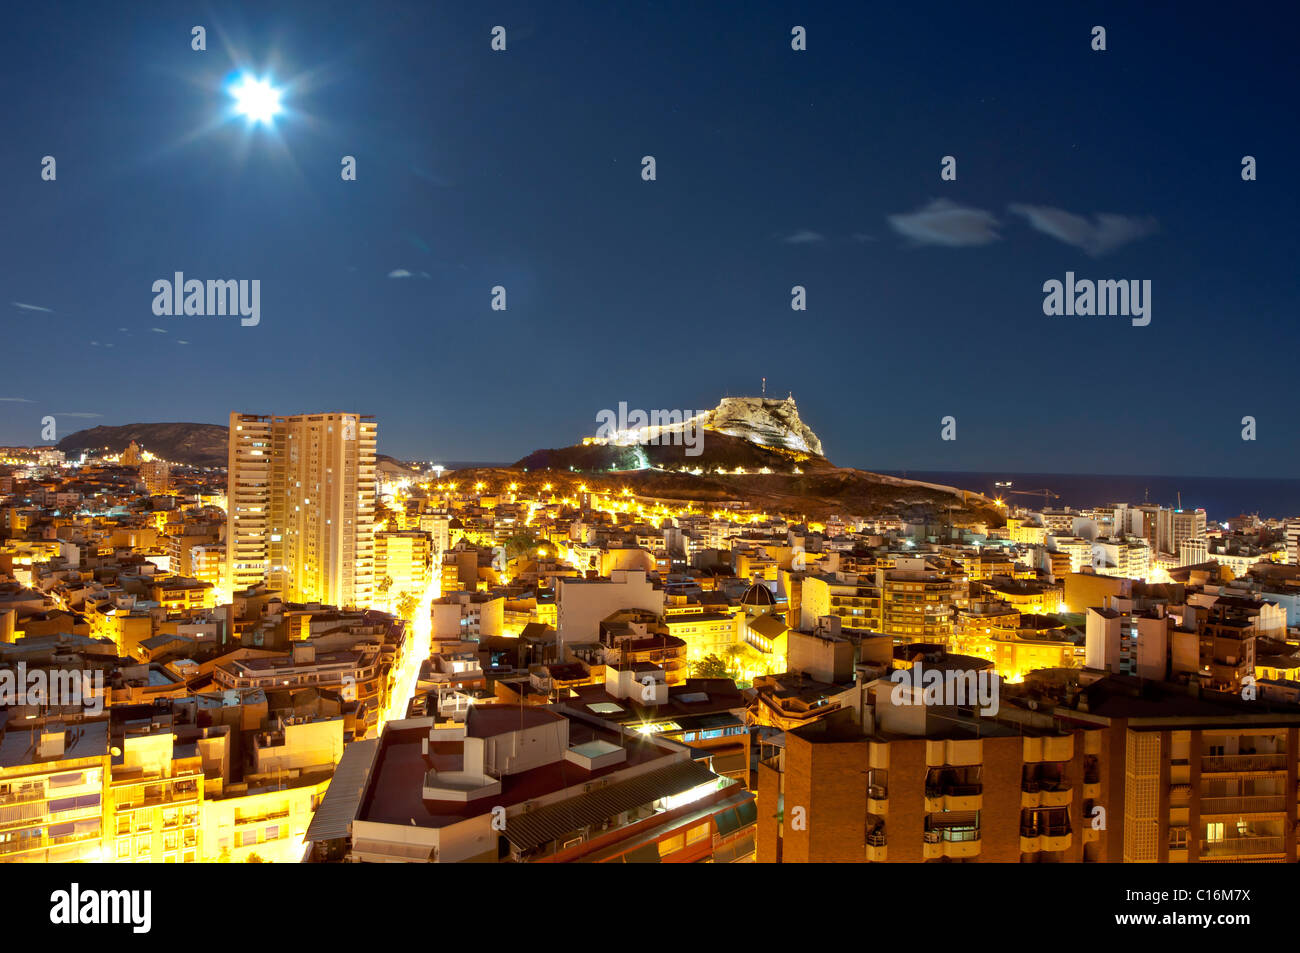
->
<box><xmin>691</xmin><ymin>654</ymin><xmax>730</xmax><ymax>679</ymax></box>
<box><xmin>395</xmin><ymin>590</ymin><xmax>419</xmax><ymax>623</ymax></box>
<box><xmin>245</xmin><ymin>852</ymin><xmax>266</xmax><ymax>863</ymax></box>
<box><xmin>504</xmin><ymin>532</ymin><xmax>548</xmax><ymax>560</ymax></box>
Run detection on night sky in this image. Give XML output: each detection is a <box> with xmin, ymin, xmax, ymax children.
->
<box><xmin>2</xmin><ymin>1</ymin><xmax>1297</xmax><ymax>476</ymax></box>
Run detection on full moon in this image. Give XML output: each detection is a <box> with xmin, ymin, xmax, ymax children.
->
<box><xmin>229</xmin><ymin>75</ymin><xmax>282</xmax><ymax>124</ymax></box>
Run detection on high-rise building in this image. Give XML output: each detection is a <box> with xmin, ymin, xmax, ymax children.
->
<box><xmin>1286</xmin><ymin>519</ymin><xmax>1300</xmax><ymax>565</ymax></box>
<box><xmin>139</xmin><ymin>459</ymin><xmax>171</xmax><ymax>494</ymax></box>
<box><xmin>227</xmin><ymin>414</ymin><xmax>273</xmax><ymax>595</ymax></box>
<box><xmin>226</xmin><ymin>411</ymin><xmax>377</xmax><ymax>608</ymax></box>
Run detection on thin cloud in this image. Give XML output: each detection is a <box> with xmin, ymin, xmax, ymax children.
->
<box><xmin>782</xmin><ymin>229</ymin><xmax>825</xmax><ymax>245</ymax></box>
<box><xmin>1008</xmin><ymin>204</ymin><xmax>1158</xmax><ymax>256</ymax></box>
<box><xmin>887</xmin><ymin>199</ymin><xmax>1001</xmax><ymax>247</ymax></box>
<box><xmin>54</xmin><ymin>412</ymin><xmax>103</xmax><ymax>418</ymax></box>
<box><xmin>0</xmin><ymin>397</ymin><xmax>35</xmax><ymax>403</ymax></box>
<box><xmin>11</xmin><ymin>301</ymin><xmax>53</xmax><ymax>312</ymax></box>
<box><xmin>151</xmin><ymin>328</ymin><xmax>168</xmax><ymax>333</ymax></box>
<box><xmin>851</xmin><ymin>233</ymin><xmax>878</xmax><ymax>243</ymax></box>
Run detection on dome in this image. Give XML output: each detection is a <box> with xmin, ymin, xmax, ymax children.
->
<box><xmin>741</xmin><ymin>582</ymin><xmax>776</xmax><ymax>608</ymax></box>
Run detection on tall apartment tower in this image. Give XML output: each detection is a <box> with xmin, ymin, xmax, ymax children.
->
<box><xmin>1286</xmin><ymin>519</ymin><xmax>1300</xmax><ymax>565</ymax></box>
<box><xmin>226</xmin><ymin>412</ymin><xmax>377</xmax><ymax>608</ymax></box>
<box><xmin>227</xmin><ymin>414</ymin><xmax>273</xmax><ymax>594</ymax></box>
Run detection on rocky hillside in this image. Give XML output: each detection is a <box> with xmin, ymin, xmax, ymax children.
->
<box><xmin>702</xmin><ymin>396</ymin><xmax>823</xmax><ymax>456</ymax></box>
<box><xmin>58</xmin><ymin>423</ymin><xmax>229</xmax><ymax>467</ymax></box>
<box><xmin>509</xmin><ymin>395</ymin><xmax>999</xmax><ymax>524</ymax></box>
<box><xmin>456</xmin><ymin>465</ymin><xmax>1002</xmax><ymax>525</ymax></box>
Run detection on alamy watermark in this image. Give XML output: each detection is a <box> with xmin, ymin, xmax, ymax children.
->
<box><xmin>0</xmin><ymin>665</ymin><xmax>104</xmax><ymax>716</ymax></box>
<box><xmin>889</xmin><ymin>661</ymin><xmax>999</xmax><ymax>716</ymax></box>
<box><xmin>152</xmin><ymin>272</ymin><xmax>260</xmax><ymax>326</ymax></box>
<box><xmin>1042</xmin><ymin>272</ymin><xmax>1150</xmax><ymax>326</ymax></box>
<box><xmin>591</xmin><ymin>402</ymin><xmax>707</xmax><ymax>457</ymax></box>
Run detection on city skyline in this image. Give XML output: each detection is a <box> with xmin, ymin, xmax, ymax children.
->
<box><xmin>3</xmin><ymin>1</ymin><xmax>1298</xmax><ymax>476</ymax></box>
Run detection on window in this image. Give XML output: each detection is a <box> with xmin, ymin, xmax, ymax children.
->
<box><xmin>658</xmin><ymin>833</ymin><xmax>685</xmax><ymax>857</ymax></box>
<box><xmin>686</xmin><ymin>822</ymin><xmax>711</xmax><ymax>845</ymax></box>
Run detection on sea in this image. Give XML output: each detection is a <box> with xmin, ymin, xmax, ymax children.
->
<box><xmin>878</xmin><ymin>472</ymin><xmax>1300</xmax><ymax>524</ymax></box>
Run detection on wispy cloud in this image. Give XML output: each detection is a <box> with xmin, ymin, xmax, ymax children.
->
<box><xmin>1008</xmin><ymin>204</ymin><xmax>1158</xmax><ymax>256</ymax></box>
<box><xmin>11</xmin><ymin>301</ymin><xmax>53</xmax><ymax>313</ymax></box>
<box><xmin>151</xmin><ymin>328</ymin><xmax>167</xmax><ymax>333</ymax></box>
<box><xmin>387</xmin><ymin>268</ymin><xmax>431</xmax><ymax>279</ymax></box>
<box><xmin>782</xmin><ymin>229</ymin><xmax>825</xmax><ymax>245</ymax></box>
<box><xmin>887</xmin><ymin>199</ymin><xmax>1001</xmax><ymax>247</ymax></box>
<box><xmin>54</xmin><ymin>412</ymin><xmax>103</xmax><ymax>418</ymax></box>
<box><xmin>851</xmin><ymin>232</ymin><xmax>878</xmax><ymax>243</ymax></box>
<box><xmin>0</xmin><ymin>397</ymin><xmax>35</xmax><ymax>403</ymax></box>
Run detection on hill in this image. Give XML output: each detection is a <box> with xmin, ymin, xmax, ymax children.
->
<box><xmin>58</xmin><ymin>423</ymin><xmax>229</xmax><ymax>467</ymax></box>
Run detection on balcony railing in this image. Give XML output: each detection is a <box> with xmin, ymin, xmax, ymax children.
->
<box><xmin>1199</xmin><ymin>836</ymin><xmax>1285</xmax><ymax>857</ymax></box>
<box><xmin>1201</xmin><ymin>754</ymin><xmax>1287</xmax><ymax>773</ymax></box>
<box><xmin>866</xmin><ymin>829</ymin><xmax>887</xmax><ymax>847</ymax></box>
<box><xmin>926</xmin><ymin>783</ymin><xmax>982</xmax><ymax>798</ymax></box>
<box><xmin>1200</xmin><ymin>795</ymin><xmax>1286</xmax><ymax>814</ymax></box>
<box><xmin>925</xmin><ymin>828</ymin><xmax>980</xmax><ymax>843</ymax></box>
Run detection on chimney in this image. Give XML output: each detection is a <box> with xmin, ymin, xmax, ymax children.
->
<box><xmin>38</xmin><ymin>723</ymin><xmax>66</xmax><ymax>760</ymax></box>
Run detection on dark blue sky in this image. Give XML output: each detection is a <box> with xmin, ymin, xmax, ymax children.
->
<box><xmin>2</xmin><ymin>0</ymin><xmax>1297</xmax><ymax>476</ymax></box>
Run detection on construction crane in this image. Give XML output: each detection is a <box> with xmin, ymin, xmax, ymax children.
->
<box><xmin>1006</xmin><ymin>488</ymin><xmax>1060</xmax><ymax>506</ymax></box>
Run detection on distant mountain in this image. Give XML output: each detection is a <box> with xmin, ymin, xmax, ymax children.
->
<box><xmin>58</xmin><ymin>423</ymin><xmax>228</xmax><ymax>467</ymax></box>
<box><xmin>57</xmin><ymin>421</ymin><xmax>419</xmax><ymax>472</ymax></box>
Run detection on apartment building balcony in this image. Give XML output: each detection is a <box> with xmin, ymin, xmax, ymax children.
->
<box><xmin>925</xmin><ymin>783</ymin><xmax>983</xmax><ymax>813</ymax></box>
<box><xmin>0</xmin><ymin>788</ymin><xmax>47</xmax><ymax>808</ymax></box>
<box><xmin>865</xmin><ymin>827</ymin><xmax>887</xmax><ymax>861</ymax></box>
<box><xmin>923</xmin><ymin>826</ymin><xmax>981</xmax><ymax>859</ymax></box>
<box><xmin>113</xmin><ymin>779</ymin><xmax>200</xmax><ymax>811</ymax></box>
<box><xmin>1021</xmin><ymin>776</ymin><xmax>1071</xmax><ymax>808</ymax></box>
<box><xmin>1201</xmin><ymin>754</ymin><xmax>1287</xmax><ymax>775</ymax></box>
<box><xmin>1039</xmin><ymin>824</ymin><xmax>1072</xmax><ymax>852</ymax></box>
<box><xmin>1038</xmin><ymin>778</ymin><xmax>1073</xmax><ymax>808</ymax></box>
<box><xmin>0</xmin><ymin>826</ymin><xmax>100</xmax><ymax>858</ymax></box>
<box><xmin>1198</xmin><ymin>835</ymin><xmax>1285</xmax><ymax>859</ymax></box>
<box><xmin>1199</xmin><ymin>795</ymin><xmax>1286</xmax><ymax>816</ymax></box>
<box><xmin>867</xmin><ymin>784</ymin><xmax>888</xmax><ymax>814</ymax></box>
